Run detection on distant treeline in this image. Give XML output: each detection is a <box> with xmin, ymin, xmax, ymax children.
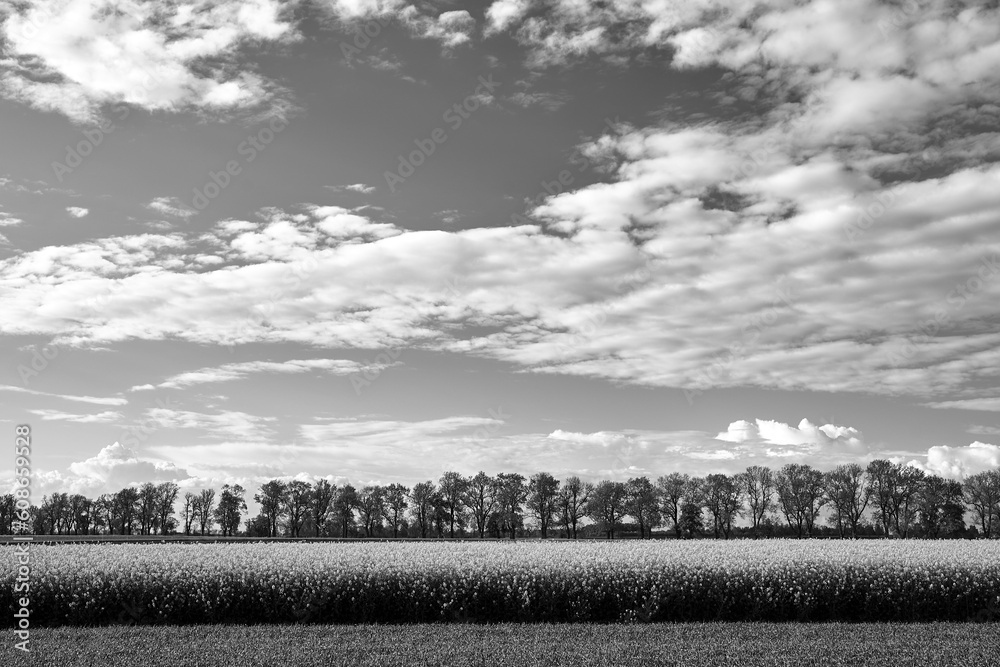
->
<box><xmin>4</xmin><ymin>460</ymin><xmax>1000</xmax><ymax>539</ymax></box>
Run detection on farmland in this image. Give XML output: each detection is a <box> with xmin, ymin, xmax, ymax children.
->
<box><xmin>10</xmin><ymin>623</ymin><xmax>1000</xmax><ymax>667</ymax></box>
<box><xmin>4</xmin><ymin>540</ymin><xmax>1000</xmax><ymax>626</ymax></box>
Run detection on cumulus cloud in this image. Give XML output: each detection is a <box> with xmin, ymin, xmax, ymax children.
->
<box><xmin>913</xmin><ymin>441</ymin><xmax>1000</xmax><ymax>479</ymax></box>
<box><xmin>485</xmin><ymin>0</ymin><xmax>533</xmax><ymax>36</ymax></box>
<box><xmin>66</xmin><ymin>206</ymin><xmax>89</xmax><ymax>218</ymax></box>
<box><xmin>715</xmin><ymin>418</ymin><xmax>865</xmax><ymax>458</ymax></box>
<box><xmin>0</xmin><ymin>0</ymin><xmax>298</xmax><ymax>123</ymax></box>
<box><xmin>62</xmin><ymin>441</ymin><xmax>188</xmax><ymax>494</ymax></box>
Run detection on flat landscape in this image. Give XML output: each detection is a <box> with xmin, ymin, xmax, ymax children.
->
<box><xmin>17</xmin><ymin>623</ymin><xmax>1000</xmax><ymax>667</ymax></box>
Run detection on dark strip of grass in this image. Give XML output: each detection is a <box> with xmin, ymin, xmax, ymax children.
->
<box><xmin>6</xmin><ymin>623</ymin><xmax>1000</xmax><ymax>667</ymax></box>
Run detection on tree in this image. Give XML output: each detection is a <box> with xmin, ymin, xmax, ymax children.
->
<box><xmin>333</xmin><ymin>484</ymin><xmax>358</xmax><ymax>537</ymax></box>
<box><xmin>464</xmin><ymin>472</ymin><xmax>499</xmax><ymax>538</ymax></box>
<box><xmin>0</xmin><ymin>494</ymin><xmax>15</xmax><ymax>535</ymax></box>
<box><xmin>114</xmin><ymin>487</ymin><xmax>140</xmax><ymax>535</ymax></box>
<box><xmin>283</xmin><ymin>480</ymin><xmax>313</xmax><ymax>537</ymax></box>
<box><xmin>824</xmin><ymin>464</ymin><xmax>871</xmax><ymax>538</ymax></box>
<box><xmin>495</xmin><ymin>473</ymin><xmax>528</xmax><ymax>539</ymax></box>
<box><xmin>382</xmin><ymin>483</ymin><xmax>409</xmax><ymax>538</ymax></box>
<box><xmin>963</xmin><ymin>470</ymin><xmax>1000</xmax><ymax>538</ymax></box>
<box><xmin>918</xmin><ymin>475</ymin><xmax>965</xmax><ymax>538</ymax></box>
<box><xmin>625</xmin><ymin>476</ymin><xmax>661</xmax><ymax>539</ymax></box>
<box><xmin>310</xmin><ymin>479</ymin><xmax>337</xmax><ymax>537</ymax></box>
<box><xmin>182</xmin><ymin>492</ymin><xmax>197</xmax><ymax>536</ymax></box>
<box><xmin>197</xmin><ymin>488</ymin><xmax>216</xmax><ymax>535</ymax></box>
<box><xmin>557</xmin><ymin>476</ymin><xmax>591</xmax><ymax>539</ymax></box>
<box><xmin>586</xmin><ymin>480</ymin><xmax>627</xmax><ymax>540</ymax></box>
<box><xmin>703</xmin><ymin>474</ymin><xmax>742</xmax><ymax>539</ymax></box>
<box><xmin>214</xmin><ymin>484</ymin><xmax>247</xmax><ymax>536</ymax></box>
<box><xmin>438</xmin><ymin>471</ymin><xmax>469</xmax><ymax>538</ymax></box>
<box><xmin>866</xmin><ymin>460</ymin><xmax>924</xmax><ymax>537</ymax></box>
<box><xmin>678</xmin><ymin>500</ymin><xmax>704</xmax><ymax>539</ymax></box>
<box><xmin>656</xmin><ymin>473</ymin><xmax>690</xmax><ymax>538</ymax></box>
<box><xmin>255</xmin><ymin>480</ymin><xmax>288</xmax><ymax>538</ymax></box>
<box><xmin>410</xmin><ymin>482</ymin><xmax>436</xmax><ymax>538</ymax></box>
<box><xmin>67</xmin><ymin>494</ymin><xmax>91</xmax><ymax>535</ymax></box>
<box><xmin>740</xmin><ymin>466</ymin><xmax>774</xmax><ymax>538</ymax></box>
<box><xmin>155</xmin><ymin>482</ymin><xmax>179</xmax><ymax>535</ymax></box>
<box><xmin>431</xmin><ymin>490</ymin><xmax>449</xmax><ymax>538</ymax></box>
<box><xmin>42</xmin><ymin>492</ymin><xmax>69</xmax><ymax>534</ymax></box>
<box><xmin>96</xmin><ymin>493</ymin><xmax>115</xmax><ymax>535</ymax></box>
<box><xmin>527</xmin><ymin>472</ymin><xmax>561</xmax><ymax>538</ymax></box>
<box><xmin>775</xmin><ymin>464</ymin><xmax>826</xmax><ymax>538</ymax></box>
<box><xmin>137</xmin><ymin>482</ymin><xmax>159</xmax><ymax>535</ymax></box>
<box><xmin>357</xmin><ymin>485</ymin><xmax>386</xmax><ymax>537</ymax></box>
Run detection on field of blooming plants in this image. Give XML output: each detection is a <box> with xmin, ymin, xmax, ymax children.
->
<box><xmin>4</xmin><ymin>541</ymin><xmax>1000</xmax><ymax>626</ymax></box>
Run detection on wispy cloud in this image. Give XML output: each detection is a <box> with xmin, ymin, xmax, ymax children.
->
<box><xmin>0</xmin><ymin>385</ymin><xmax>128</xmax><ymax>406</ymax></box>
<box><xmin>133</xmin><ymin>358</ymin><xmax>395</xmax><ymax>390</ymax></box>
<box><xmin>28</xmin><ymin>409</ymin><xmax>123</xmax><ymax>423</ymax></box>
<box><xmin>147</xmin><ymin>196</ymin><xmax>195</xmax><ymax>219</ymax></box>
<box><xmin>324</xmin><ymin>183</ymin><xmax>376</xmax><ymax>194</ymax></box>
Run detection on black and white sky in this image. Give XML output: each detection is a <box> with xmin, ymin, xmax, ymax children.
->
<box><xmin>1</xmin><ymin>0</ymin><xmax>999</xmax><ymax>499</ymax></box>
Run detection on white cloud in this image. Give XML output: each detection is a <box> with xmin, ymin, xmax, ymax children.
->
<box><xmin>325</xmin><ymin>183</ymin><xmax>376</xmax><ymax>194</ymax></box>
<box><xmin>0</xmin><ymin>0</ymin><xmax>299</xmax><ymax>123</ymax></box>
<box><xmin>147</xmin><ymin>196</ymin><xmax>195</xmax><ymax>219</ymax></box>
<box><xmin>913</xmin><ymin>441</ymin><xmax>1000</xmax><ymax>479</ymax></box>
<box><xmin>0</xmin><ymin>211</ymin><xmax>22</xmax><ymax>226</ymax></box>
<box><xmin>925</xmin><ymin>398</ymin><xmax>1000</xmax><ymax>412</ymax></box>
<box><xmin>65</xmin><ymin>441</ymin><xmax>188</xmax><ymax>494</ymax></box>
<box><xmin>400</xmin><ymin>9</ymin><xmax>477</xmax><ymax>49</ymax></box>
<box><xmin>0</xmin><ymin>384</ymin><xmax>128</xmax><ymax>406</ymax></box>
<box><xmin>145</xmin><ymin>408</ymin><xmax>277</xmax><ymax>442</ymax></box>
<box><xmin>27</xmin><ymin>409</ymin><xmax>123</xmax><ymax>423</ymax></box>
<box><xmin>485</xmin><ymin>0</ymin><xmax>532</xmax><ymax>36</ymax></box>
<box><xmin>138</xmin><ymin>358</ymin><xmax>394</xmax><ymax>390</ymax></box>
<box><xmin>716</xmin><ymin>418</ymin><xmax>865</xmax><ymax>453</ymax></box>
<box><xmin>66</xmin><ymin>206</ymin><xmax>89</xmax><ymax>218</ymax></box>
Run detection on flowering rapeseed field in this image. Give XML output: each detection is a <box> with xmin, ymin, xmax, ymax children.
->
<box><xmin>4</xmin><ymin>540</ymin><xmax>1000</xmax><ymax>625</ymax></box>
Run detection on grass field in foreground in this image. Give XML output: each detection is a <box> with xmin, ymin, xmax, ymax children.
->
<box><xmin>7</xmin><ymin>623</ymin><xmax>1000</xmax><ymax>667</ymax></box>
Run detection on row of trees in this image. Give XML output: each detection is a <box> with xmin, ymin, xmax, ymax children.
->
<box><xmin>3</xmin><ymin>462</ymin><xmax>1000</xmax><ymax>539</ymax></box>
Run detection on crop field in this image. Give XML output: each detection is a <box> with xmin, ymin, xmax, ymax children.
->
<box><xmin>4</xmin><ymin>540</ymin><xmax>1000</xmax><ymax>626</ymax></box>
<box><xmin>9</xmin><ymin>623</ymin><xmax>1000</xmax><ymax>667</ymax></box>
